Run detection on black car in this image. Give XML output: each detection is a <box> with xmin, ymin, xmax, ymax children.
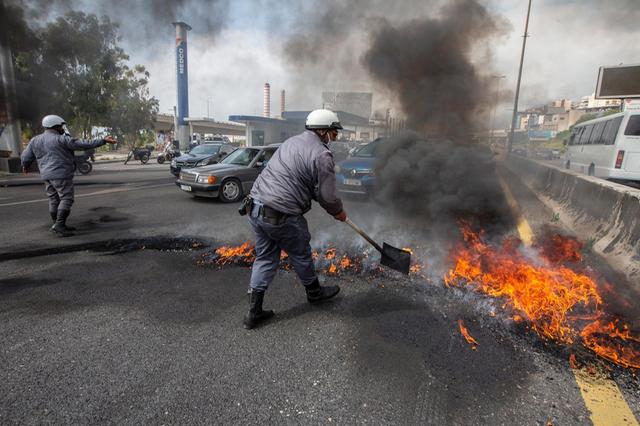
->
<box><xmin>170</xmin><ymin>143</ymin><xmax>236</xmax><ymax>176</ymax></box>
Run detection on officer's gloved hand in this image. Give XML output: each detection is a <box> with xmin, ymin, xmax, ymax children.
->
<box><xmin>333</xmin><ymin>210</ymin><xmax>347</xmax><ymax>222</ymax></box>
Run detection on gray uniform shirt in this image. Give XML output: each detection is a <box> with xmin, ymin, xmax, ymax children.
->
<box><xmin>21</xmin><ymin>130</ymin><xmax>107</xmax><ymax>180</ymax></box>
<box><xmin>250</xmin><ymin>130</ymin><xmax>343</xmax><ymax>216</ymax></box>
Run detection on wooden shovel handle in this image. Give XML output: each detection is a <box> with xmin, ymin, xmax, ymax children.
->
<box><xmin>345</xmin><ymin>218</ymin><xmax>383</xmax><ymax>253</ymax></box>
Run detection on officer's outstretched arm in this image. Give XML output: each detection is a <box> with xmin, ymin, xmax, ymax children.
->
<box><xmin>63</xmin><ymin>135</ymin><xmax>110</xmax><ymax>150</ymax></box>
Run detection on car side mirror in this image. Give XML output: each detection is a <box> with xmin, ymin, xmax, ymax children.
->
<box><xmin>255</xmin><ymin>161</ymin><xmax>264</xmax><ymax>168</ymax></box>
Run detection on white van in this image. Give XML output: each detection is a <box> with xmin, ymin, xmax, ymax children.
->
<box><xmin>564</xmin><ymin>111</ymin><xmax>640</xmax><ymax>181</ymax></box>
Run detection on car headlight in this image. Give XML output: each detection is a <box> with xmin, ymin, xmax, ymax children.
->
<box><xmin>334</xmin><ymin>165</ymin><xmax>342</xmax><ymax>173</ymax></box>
<box><xmin>197</xmin><ymin>175</ymin><xmax>217</xmax><ymax>184</ymax></box>
<box><xmin>171</xmin><ymin>159</ymin><xmax>177</xmax><ymax>167</ymax></box>
<box><xmin>200</xmin><ymin>158</ymin><xmax>211</xmax><ymax>166</ymax></box>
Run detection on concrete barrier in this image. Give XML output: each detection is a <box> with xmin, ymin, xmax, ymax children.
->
<box><xmin>503</xmin><ymin>155</ymin><xmax>640</xmax><ymax>291</ymax></box>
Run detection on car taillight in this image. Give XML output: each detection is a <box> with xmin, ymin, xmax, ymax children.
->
<box><xmin>615</xmin><ymin>150</ymin><xmax>625</xmax><ymax>169</ymax></box>
<box><xmin>208</xmin><ymin>175</ymin><xmax>217</xmax><ymax>184</ymax></box>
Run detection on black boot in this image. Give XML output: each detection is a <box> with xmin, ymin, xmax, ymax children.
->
<box><xmin>51</xmin><ymin>209</ymin><xmax>74</xmax><ymax>237</ymax></box>
<box><xmin>50</xmin><ymin>210</ymin><xmax>75</xmax><ymax>230</ymax></box>
<box><xmin>305</xmin><ymin>279</ymin><xmax>340</xmax><ymax>304</ymax></box>
<box><xmin>243</xmin><ymin>290</ymin><xmax>274</xmax><ymax>329</ymax></box>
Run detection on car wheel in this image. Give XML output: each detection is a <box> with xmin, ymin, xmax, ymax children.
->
<box><xmin>78</xmin><ymin>161</ymin><xmax>92</xmax><ymax>175</ymax></box>
<box><xmin>220</xmin><ymin>178</ymin><xmax>242</xmax><ymax>203</ymax></box>
<box><xmin>140</xmin><ymin>153</ymin><xmax>149</xmax><ymax>164</ymax></box>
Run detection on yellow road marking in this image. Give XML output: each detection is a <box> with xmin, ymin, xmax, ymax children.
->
<box><xmin>497</xmin><ymin>172</ymin><xmax>533</xmax><ymax>246</ymax></box>
<box><xmin>573</xmin><ymin>368</ymin><xmax>639</xmax><ymax>426</ymax></box>
<box><xmin>497</xmin><ymin>169</ymin><xmax>639</xmax><ymax>426</ymax></box>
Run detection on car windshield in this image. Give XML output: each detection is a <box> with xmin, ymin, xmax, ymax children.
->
<box><xmin>220</xmin><ymin>148</ymin><xmax>260</xmax><ymax>166</ymax></box>
<box><xmin>353</xmin><ymin>141</ymin><xmax>381</xmax><ymax>157</ymax></box>
<box><xmin>189</xmin><ymin>144</ymin><xmax>220</xmax><ymax>155</ymax></box>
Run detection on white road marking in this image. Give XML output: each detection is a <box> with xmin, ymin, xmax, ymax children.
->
<box><xmin>0</xmin><ymin>183</ymin><xmax>172</xmax><ymax>207</ymax></box>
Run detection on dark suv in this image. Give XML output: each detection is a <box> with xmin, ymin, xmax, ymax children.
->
<box><xmin>170</xmin><ymin>143</ymin><xmax>236</xmax><ymax>176</ymax></box>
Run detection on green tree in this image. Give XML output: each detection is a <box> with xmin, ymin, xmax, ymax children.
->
<box><xmin>109</xmin><ymin>65</ymin><xmax>159</xmax><ymax>147</ymax></box>
<box><xmin>8</xmin><ymin>9</ymin><xmax>157</xmax><ymax>139</ymax></box>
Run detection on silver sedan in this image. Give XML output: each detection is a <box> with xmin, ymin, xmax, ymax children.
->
<box><xmin>175</xmin><ymin>145</ymin><xmax>279</xmax><ymax>202</ymax></box>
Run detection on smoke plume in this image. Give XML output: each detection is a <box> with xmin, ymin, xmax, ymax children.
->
<box><xmin>363</xmin><ymin>0</ymin><xmax>510</xmax><ymax>139</ymax></box>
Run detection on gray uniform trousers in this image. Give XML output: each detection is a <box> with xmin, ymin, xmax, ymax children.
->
<box><xmin>44</xmin><ymin>179</ymin><xmax>74</xmax><ymax>213</ymax></box>
<box><xmin>248</xmin><ymin>203</ymin><xmax>316</xmax><ymax>292</ymax></box>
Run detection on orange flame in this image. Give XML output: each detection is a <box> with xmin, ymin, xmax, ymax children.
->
<box><xmin>581</xmin><ymin>320</ymin><xmax>640</xmax><ymax>369</ymax></box>
<box><xmin>569</xmin><ymin>353</ymin><xmax>579</xmax><ymax>369</ymax></box>
<box><xmin>458</xmin><ymin>319</ymin><xmax>478</xmax><ymax>350</ymax></box>
<box><xmin>445</xmin><ymin>222</ymin><xmax>639</xmax><ymax>369</ymax></box>
<box><xmin>215</xmin><ymin>241</ymin><xmax>255</xmax><ymax>265</ymax></box>
<box><xmin>325</xmin><ymin>248</ymin><xmax>337</xmax><ymax>261</ymax></box>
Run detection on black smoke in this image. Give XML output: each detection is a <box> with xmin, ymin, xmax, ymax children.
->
<box><xmin>373</xmin><ymin>132</ymin><xmax>512</xmax><ymax>234</ymax></box>
<box><xmin>358</xmin><ymin>0</ymin><xmax>514</xmax><ymax>235</ymax></box>
<box><xmin>363</xmin><ymin>0</ymin><xmax>509</xmax><ymax>139</ymax></box>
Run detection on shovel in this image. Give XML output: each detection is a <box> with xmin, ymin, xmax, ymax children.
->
<box><xmin>345</xmin><ymin>218</ymin><xmax>411</xmax><ymax>274</ymax></box>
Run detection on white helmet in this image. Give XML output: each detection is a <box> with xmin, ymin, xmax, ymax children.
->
<box><xmin>42</xmin><ymin>115</ymin><xmax>66</xmax><ymax>129</ymax></box>
<box><xmin>305</xmin><ymin>109</ymin><xmax>343</xmax><ymax>130</ymax></box>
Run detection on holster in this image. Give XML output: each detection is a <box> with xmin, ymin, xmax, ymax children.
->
<box><xmin>238</xmin><ymin>196</ymin><xmax>253</xmax><ymax>216</ymax></box>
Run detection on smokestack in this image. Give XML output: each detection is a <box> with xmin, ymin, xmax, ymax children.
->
<box><xmin>280</xmin><ymin>89</ymin><xmax>286</xmax><ymax>118</ymax></box>
<box><xmin>172</xmin><ymin>21</ymin><xmax>192</xmax><ymax>151</ymax></box>
<box><xmin>263</xmin><ymin>83</ymin><xmax>271</xmax><ymax>118</ymax></box>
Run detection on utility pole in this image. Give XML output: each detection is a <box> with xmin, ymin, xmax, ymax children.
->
<box><xmin>508</xmin><ymin>0</ymin><xmax>532</xmax><ymax>154</ymax></box>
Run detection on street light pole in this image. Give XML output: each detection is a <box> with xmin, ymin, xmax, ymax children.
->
<box><xmin>490</xmin><ymin>75</ymin><xmax>506</xmax><ymax>147</ymax></box>
<box><xmin>508</xmin><ymin>0</ymin><xmax>533</xmax><ymax>154</ymax></box>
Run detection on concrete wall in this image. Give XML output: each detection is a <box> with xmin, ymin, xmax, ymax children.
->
<box><xmin>503</xmin><ymin>155</ymin><xmax>640</xmax><ymax>291</ymax></box>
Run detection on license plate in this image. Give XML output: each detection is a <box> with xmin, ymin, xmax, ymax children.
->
<box><xmin>180</xmin><ymin>185</ymin><xmax>192</xmax><ymax>192</ymax></box>
<box><xmin>344</xmin><ymin>179</ymin><xmax>362</xmax><ymax>186</ymax></box>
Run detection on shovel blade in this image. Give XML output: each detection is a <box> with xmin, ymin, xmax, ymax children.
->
<box><xmin>380</xmin><ymin>242</ymin><xmax>411</xmax><ymax>275</ymax></box>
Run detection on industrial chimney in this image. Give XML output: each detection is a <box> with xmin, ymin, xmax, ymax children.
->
<box><xmin>280</xmin><ymin>89</ymin><xmax>285</xmax><ymax>119</ymax></box>
<box><xmin>263</xmin><ymin>83</ymin><xmax>271</xmax><ymax>118</ymax></box>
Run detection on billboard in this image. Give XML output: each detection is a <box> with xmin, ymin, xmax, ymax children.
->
<box><xmin>595</xmin><ymin>64</ymin><xmax>640</xmax><ymax>99</ymax></box>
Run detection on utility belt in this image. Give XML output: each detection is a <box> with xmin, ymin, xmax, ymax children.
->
<box><xmin>238</xmin><ymin>196</ymin><xmax>289</xmax><ymax>225</ymax></box>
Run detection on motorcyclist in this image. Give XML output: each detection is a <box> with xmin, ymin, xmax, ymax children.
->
<box><xmin>21</xmin><ymin>115</ymin><xmax>117</xmax><ymax>237</ymax></box>
<box><xmin>243</xmin><ymin>109</ymin><xmax>347</xmax><ymax>329</ymax></box>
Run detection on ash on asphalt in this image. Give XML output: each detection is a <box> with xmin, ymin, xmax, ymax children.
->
<box><xmin>4</xmin><ymin>245</ymin><xmax>637</xmax><ymax>424</ymax></box>
<box><xmin>0</xmin><ymin>236</ymin><xmax>209</xmax><ymax>261</ymax></box>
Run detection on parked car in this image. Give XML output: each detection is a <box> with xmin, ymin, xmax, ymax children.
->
<box><xmin>335</xmin><ymin>138</ymin><xmax>384</xmax><ymax>195</ymax></box>
<box><xmin>170</xmin><ymin>143</ymin><xmax>236</xmax><ymax>176</ymax></box>
<box><xmin>175</xmin><ymin>144</ymin><xmax>279</xmax><ymax>202</ymax></box>
<box><xmin>329</xmin><ymin>141</ymin><xmax>351</xmax><ymax>163</ymax></box>
<box><xmin>204</xmin><ymin>135</ymin><xmax>231</xmax><ymax>144</ymax></box>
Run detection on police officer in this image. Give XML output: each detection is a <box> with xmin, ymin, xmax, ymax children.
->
<box><xmin>243</xmin><ymin>109</ymin><xmax>348</xmax><ymax>329</ymax></box>
<box><xmin>21</xmin><ymin>115</ymin><xmax>117</xmax><ymax>237</ymax></box>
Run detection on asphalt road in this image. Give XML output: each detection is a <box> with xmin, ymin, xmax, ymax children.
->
<box><xmin>1</xmin><ymin>162</ymin><xmax>638</xmax><ymax>425</ymax></box>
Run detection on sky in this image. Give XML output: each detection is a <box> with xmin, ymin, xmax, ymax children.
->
<box><xmin>14</xmin><ymin>0</ymin><xmax>640</xmax><ymax>128</ymax></box>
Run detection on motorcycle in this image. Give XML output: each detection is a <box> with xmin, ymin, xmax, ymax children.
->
<box><xmin>124</xmin><ymin>145</ymin><xmax>154</xmax><ymax>165</ymax></box>
<box><xmin>73</xmin><ymin>150</ymin><xmax>94</xmax><ymax>175</ymax></box>
<box><xmin>156</xmin><ymin>143</ymin><xmax>181</xmax><ymax>164</ymax></box>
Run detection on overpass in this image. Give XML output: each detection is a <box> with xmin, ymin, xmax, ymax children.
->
<box><xmin>153</xmin><ymin>113</ymin><xmax>245</xmax><ymax>137</ymax></box>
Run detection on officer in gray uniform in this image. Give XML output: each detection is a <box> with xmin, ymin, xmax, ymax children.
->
<box><xmin>21</xmin><ymin>115</ymin><xmax>116</xmax><ymax>237</ymax></box>
<box><xmin>243</xmin><ymin>109</ymin><xmax>348</xmax><ymax>329</ymax></box>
